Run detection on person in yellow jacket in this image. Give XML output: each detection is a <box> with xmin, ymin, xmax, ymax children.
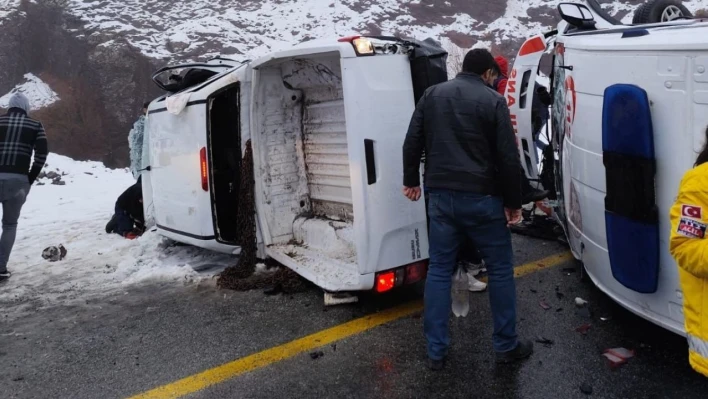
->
<box><xmin>670</xmin><ymin>128</ymin><xmax>708</xmax><ymax>378</ymax></box>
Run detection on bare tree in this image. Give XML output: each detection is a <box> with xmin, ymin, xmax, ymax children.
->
<box><xmin>442</xmin><ymin>39</ymin><xmax>468</xmax><ymax>77</ymax></box>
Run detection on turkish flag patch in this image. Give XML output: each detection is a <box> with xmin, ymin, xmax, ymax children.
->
<box><xmin>682</xmin><ymin>204</ymin><xmax>703</xmax><ymax>219</ymax></box>
<box><xmin>677</xmin><ymin>217</ymin><xmax>707</xmax><ymax>239</ymax></box>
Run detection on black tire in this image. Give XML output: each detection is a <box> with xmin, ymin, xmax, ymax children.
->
<box><xmin>634</xmin><ymin>0</ymin><xmax>692</xmax><ymax>24</ymax></box>
<box><xmin>632</xmin><ymin>3</ymin><xmax>648</xmax><ymax>23</ymax></box>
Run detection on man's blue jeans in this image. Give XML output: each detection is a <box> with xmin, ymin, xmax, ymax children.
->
<box><xmin>424</xmin><ymin>189</ymin><xmax>518</xmax><ymax>360</ymax></box>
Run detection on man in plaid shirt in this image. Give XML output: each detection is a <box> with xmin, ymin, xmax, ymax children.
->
<box><xmin>0</xmin><ymin>93</ymin><xmax>48</xmax><ymax>282</ymax></box>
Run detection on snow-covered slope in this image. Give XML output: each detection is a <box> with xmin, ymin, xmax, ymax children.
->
<box><xmin>0</xmin><ymin>154</ymin><xmax>235</xmax><ymax>320</ymax></box>
<box><xmin>0</xmin><ymin>73</ymin><xmax>59</xmax><ymax>110</ymax></box>
<box><xmin>61</xmin><ymin>0</ymin><xmax>706</xmax><ymax>62</ymax></box>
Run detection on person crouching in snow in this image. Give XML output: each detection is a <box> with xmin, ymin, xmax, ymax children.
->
<box><xmin>105</xmin><ymin>178</ymin><xmax>145</xmax><ymax>239</ymax></box>
<box><xmin>670</xmin><ymin>126</ymin><xmax>708</xmax><ymax>378</ymax></box>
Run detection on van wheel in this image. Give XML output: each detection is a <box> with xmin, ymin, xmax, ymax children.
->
<box><xmin>633</xmin><ymin>0</ymin><xmax>692</xmax><ymax>24</ymax></box>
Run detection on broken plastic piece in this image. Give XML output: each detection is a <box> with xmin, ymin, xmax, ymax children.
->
<box><xmin>575</xmin><ymin>323</ymin><xmax>592</xmax><ymax>335</ymax></box>
<box><xmin>602</xmin><ymin>347</ymin><xmax>635</xmax><ymax>368</ymax></box>
<box><xmin>600</xmin><ymin>316</ymin><xmax>611</xmax><ymax>322</ymax></box>
<box><xmin>540</xmin><ymin>300</ymin><xmax>551</xmax><ymax>310</ymax></box>
<box><xmin>575</xmin><ymin>297</ymin><xmax>588</xmax><ymax>307</ymax></box>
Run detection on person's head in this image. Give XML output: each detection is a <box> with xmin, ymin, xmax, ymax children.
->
<box><xmin>696</xmin><ymin>126</ymin><xmax>708</xmax><ymax>167</ymax></box>
<box><xmin>8</xmin><ymin>92</ymin><xmax>30</xmax><ymax>113</ymax></box>
<box><xmin>462</xmin><ymin>49</ymin><xmax>497</xmax><ymax>86</ymax></box>
<box><xmin>142</xmin><ymin>101</ymin><xmax>150</xmax><ymax>115</ymax></box>
<box><xmin>494</xmin><ymin>56</ymin><xmax>510</xmax><ymax>78</ymax></box>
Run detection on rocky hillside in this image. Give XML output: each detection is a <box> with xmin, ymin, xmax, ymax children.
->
<box><xmin>0</xmin><ymin>0</ymin><xmax>704</xmax><ymax>166</ymax></box>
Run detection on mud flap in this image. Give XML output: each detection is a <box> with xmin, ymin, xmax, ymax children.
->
<box><xmin>602</xmin><ymin>84</ymin><xmax>659</xmax><ymax>294</ymax></box>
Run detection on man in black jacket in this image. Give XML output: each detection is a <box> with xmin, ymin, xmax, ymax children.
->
<box><xmin>402</xmin><ymin>49</ymin><xmax>533</xmax><ymax>369</ymax></box>
<box><xmin>0</xmin><ymin>93</ymin><xmax>48</xmax><ymax>282</ymax></box>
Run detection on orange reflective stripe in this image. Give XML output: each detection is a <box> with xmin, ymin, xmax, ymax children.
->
<box><xmin>519</xmin><ymin>37</ymin><xmax>546</xmax><ymax>56</ymax></box>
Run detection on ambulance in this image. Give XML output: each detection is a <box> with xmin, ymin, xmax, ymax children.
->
<box><xmin>509</xmin><ymin>0</ymin><xmax>704</xmax><ymax>334</ymax></box>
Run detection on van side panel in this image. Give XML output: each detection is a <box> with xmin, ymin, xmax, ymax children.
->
<box><xmin>148</xmin><ymin>104</ymin><xmax>215</xmax><ymax>239</ymax></box>
<box><xmin>341</xmin><ymin>55</ymin><xmax>429</xmax><ymax>276</ymax></box>
<box><xmin>563</xmin><ymin>47</ymin><xmax>708</xmax><ymax>334</ymax></box>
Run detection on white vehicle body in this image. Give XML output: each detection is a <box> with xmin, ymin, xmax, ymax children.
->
<box><xmin>143</xmin><ymin>39</ymin><xmax>430</xmax><ymax>292</ymax></box>
<box><xmin>510</xmin><ymin>1</ymin><xmax>708</xmax><ymax>335</ymax></box>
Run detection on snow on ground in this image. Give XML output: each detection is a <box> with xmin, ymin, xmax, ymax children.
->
<box><xmin>58</xmin><ymin>0</ymin><xmax>617</xmax><ymax>61</ymax></box>
<box><xmin>0</xmin><ymin>73</ymin><xmax>60</xmax><ymax>110</ymax></box>
<box><xmin>0</xmin><ymin>154</ymin><xmax>236</xmax><ymax>320</ymax></box>
<box><xmin>0</xmin><ymin>0</ymin><xmax>19</xmax><ymax>21</ymax></box>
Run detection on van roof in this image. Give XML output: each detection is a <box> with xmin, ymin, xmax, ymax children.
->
<box><xmin>561</xmin><ymin>21</ymin><xmax>708</xmax><ymax>51</ymax></box>
<box><xmin>251</xmin><ymin>39</ymin><xmax>356</xmax><ymax>69</ymax></box>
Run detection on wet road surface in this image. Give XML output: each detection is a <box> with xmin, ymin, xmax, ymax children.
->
<box><xmin>2</xmin><ymin>235</ymin><xmax>708</xmax><ymax>399</ymax></box>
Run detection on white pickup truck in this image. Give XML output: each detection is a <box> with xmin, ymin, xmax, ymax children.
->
<box><xmin>142</xmin><ymin>37</ymin><xmax>448</xmax><ymax>295</ymax></box>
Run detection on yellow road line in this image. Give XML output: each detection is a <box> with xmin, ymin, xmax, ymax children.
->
<box><xmin>128</xmin><ymin>251</ymin><xmax>573</xmax><ymax>399</ymax></box>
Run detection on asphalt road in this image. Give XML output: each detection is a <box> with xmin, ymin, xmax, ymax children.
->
<box><xmin>2</xmin><ymin>234</ymin><xmax>708</xmax><ymax>399</ymax></box>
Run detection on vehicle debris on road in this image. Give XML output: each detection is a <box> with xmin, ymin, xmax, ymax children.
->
<box><xmin>575</xmin><ymin>323</ymin><xmax>592</xmax><ymax>335</ymax></box>
<box><xmin>41</xmin><ymin>245</ymin><xmax>67</xmax><ymax>262</ymax></box>
<box><xmin>603</xmin><ymin>347</ymin><xmax>635</xmax><ymax>368</ymax></box>
<box><xmin>575</xmin><ymin>297</ymin><xmax>588</xmax><ymax>307</ymax></box>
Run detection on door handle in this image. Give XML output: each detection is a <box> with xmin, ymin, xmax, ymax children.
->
<box><xmin>364</xmin><ymin>139</ymin><xmax>376</xmax><ymax>185</ymax></box>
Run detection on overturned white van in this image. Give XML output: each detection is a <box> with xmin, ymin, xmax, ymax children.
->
<box><xmin>142</xmin><ymin>37</ymin><xmax>447</xmax><ymax>293</ymax></box>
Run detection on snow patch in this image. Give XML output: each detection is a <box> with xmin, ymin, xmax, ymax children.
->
<box><xmin>0</xmin><ymin>73</ymin><xmax>60</xmax><ymax>110</ymax></box>
<box><xmin>0</xmin><ymin>154</ymin><xmax>236</xmax><ymax>320</ymax></box>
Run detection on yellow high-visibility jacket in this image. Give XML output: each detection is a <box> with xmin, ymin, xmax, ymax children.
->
<box><xmin>670</xmin><ymin>162</ymin><xmax>708</xmax><ymax>378</ymax></box>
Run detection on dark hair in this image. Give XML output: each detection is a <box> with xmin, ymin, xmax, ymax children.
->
<box><xmin>142</xmin><ymin>101</ymin><xmax>150</xmax><ymax>109</ymax></box>
<box><xmin>696</xmin><ymin>126</ymin><xmax>708</xmax><ymax>166</ymax></box>
<box><xmin>462</xmin><ymin>49</ymin><xmax>496</xmax><ymax>75</ymax></box>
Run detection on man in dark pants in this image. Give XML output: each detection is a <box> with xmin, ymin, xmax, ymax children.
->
<box><xmin>0</xmin><ymin>93</ymin><xmax>48</xmax><ymax>282</ymax></box>
<box><xmin>106</xmin><ymin>178</ymin><xmax>145</xmax><ymax>239</ymax></box>
<box><xmin>403</xmin><ymin>49</ymin><xmax>533</xmax><ymax>370</ymax></box>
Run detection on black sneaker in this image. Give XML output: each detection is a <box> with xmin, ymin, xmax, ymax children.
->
<box><xmin>495</xmin><ymin>340</ymin><xmax>534</xmax><ymax>364</ymax></box>
<box><xmin>0</xmin><ymin>271</ymin><xmax>10</xmax><ymax>282</ymax></box>
<box><xmin>522</xmin><ymin>189</ymin><xmax>550</xmax><ymax>204</ymax></box>
<box><xmin>427</xmin><ymin>357</ymin><xmax>446</xmax><ymax>371</ymax></box>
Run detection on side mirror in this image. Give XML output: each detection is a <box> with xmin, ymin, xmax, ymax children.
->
<box><xmin>558</xmin><ymin>2</ymin><xmax>597</xmax><ymax>29</ymax></box>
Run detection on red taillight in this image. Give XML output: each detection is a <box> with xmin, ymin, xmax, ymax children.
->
<box><xmin>375</xmin><ymin>271</ymin><xmax>395</xmax><ymax>293</ymax></box>
<box><xmin>338</xmin><ymin>35</ymin><xmax>361</xmax><ymax>43</ymax></box>
<box><xmin>200</xmin><ymin>147</ymin><xmax>208</xmax><ymax>191</ymax></box>
<box><xmin>405</xmin><ymin>261</ymin><xmax>428</xmax><ymax>284</ymax></box>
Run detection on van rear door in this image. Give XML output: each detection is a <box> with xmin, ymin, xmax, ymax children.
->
<box><xmin>341</xmin><ymin>54</ymin><xmax>430</xmax><ymax>276</ymax></box>
<box><xmin>143</xmin><ymin>63</ymin><xmax>248</xmax><ymax>253</ymax></box>
<box><xmin>506</xmin><ymin>34</ymin><xmax>548</xmax><ymax>180</ymax></box>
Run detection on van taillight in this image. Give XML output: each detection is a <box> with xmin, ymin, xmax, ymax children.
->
<box><xmin>375</xmin><ymin>271</ymin><xmax>395</xmax><ymax>293</ymax></box>
<box><xmin>375</xmin><ymin>261</ymin><xmax>429</xmax><ymax>293</ymax></box>
<box><xmin>405</xmin><ymin>261</ymin><xmax>428</xmax><ymax>284</ymax></box>
<box><xmin>337</xmin><ymin>35</ymin><xmax>374</xmax><ymax>56</ymax></box>
<box><xmin>200</xmin><ymin>147</ymin><xmax>208</xmax><ymax>191</ymax></box>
